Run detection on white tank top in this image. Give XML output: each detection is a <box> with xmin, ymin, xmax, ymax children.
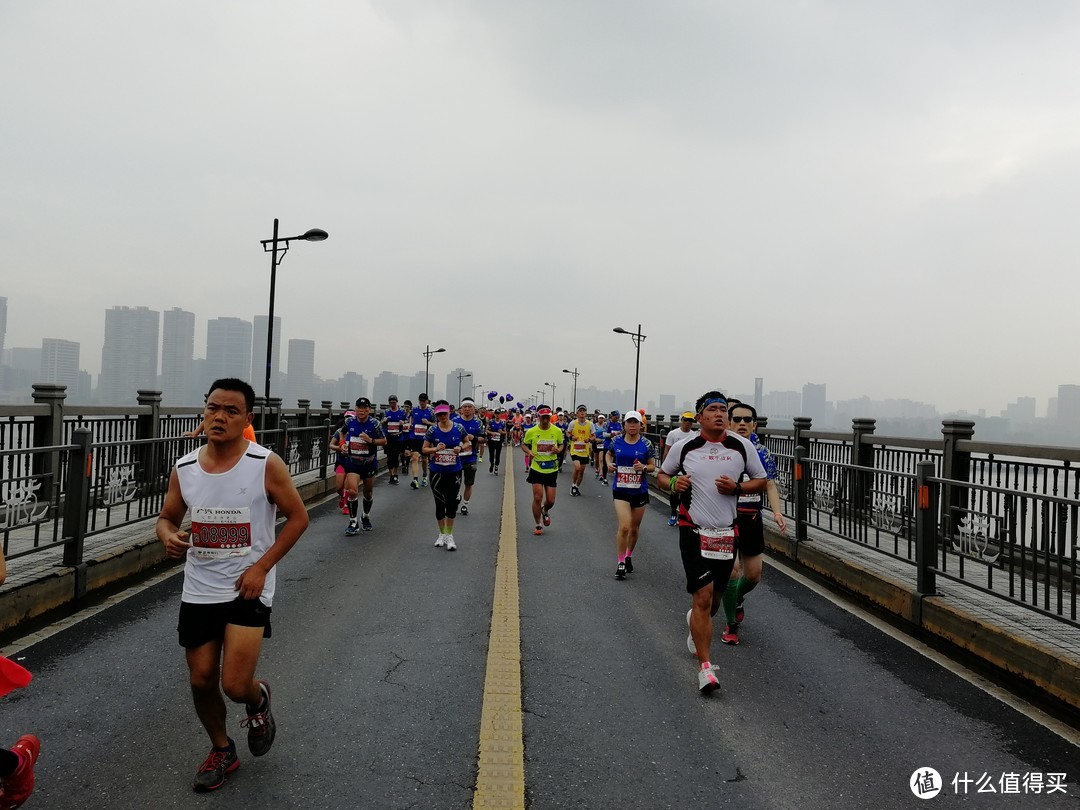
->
<box><xmin>175</xmin><ymin>442</ymin><xmax>279</xmax><ymax>606</ymax></box>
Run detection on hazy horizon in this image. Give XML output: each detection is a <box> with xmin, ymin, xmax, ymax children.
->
<box><xmin>3</xmin><ymin>2</ymin><xmax>1077</xmax><ymax>415</ymax></box>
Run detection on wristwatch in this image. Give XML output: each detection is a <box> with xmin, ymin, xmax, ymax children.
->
<box><xmin>734</xmin><ymin>481</ymin><xmax>743</xmax><ymax>496</ymax></box>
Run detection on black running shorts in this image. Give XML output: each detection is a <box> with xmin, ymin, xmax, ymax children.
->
<box><xmin>735</xmin><ymin>511</ymin><xmax>765</xmax><ymax>557</ymax></box>
<box><xmin>612</xmin><ymin>490</ymin><xmax>649</xmax><ymax>508</ymax></box>
<box><xmin>678</xmin><ymin>525</ymin><xmax>738</xmax><ymax>594</ymax></box>
<box><xmin>526</xmin><ymin>469</ymin><xmax>559</xmax><ymax>488</ymax></box>
<box><xmin>177</xmin><ymin>597</ymin><xmax>272</xmax><ymax>648</ymax></box>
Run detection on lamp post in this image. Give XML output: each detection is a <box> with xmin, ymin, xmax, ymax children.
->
<box><xmin>612</xmin><ymin>324</ymin><xmax>646</xmax><ymax>411</ymax></box>
<box><xmin>562</xmin><ymin>368</ymin><xmax>579</xmax><ymax>410</ymax></box>
<box><xmin>544</xmin><ymin>381</ymin><xmax>557</xmax><ymax>411</ymax></box>
<box><xmin>536</xmin><ymin>390</ymin><xmax>543</xmax><ymax>407</ymax></box>
<box><xmin>457</xmin><ymin>371</ymin><xmax>472</xmax><ymax>404</ymax></box>
<box><xmin>423</xmin><ymin>345</ymin><xmax>446</xmax><ymax>398</ymax></box>
<box><xmin>260</xmin><ymin>219</ymin><xmax>328</xmax><ymax>403</ymax></box>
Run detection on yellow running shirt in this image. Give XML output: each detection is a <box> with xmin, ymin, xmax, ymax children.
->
<box><xmin>523</xmin><ymin>425</ymin><xmax>563</xmax><ymax>473</ymax></box>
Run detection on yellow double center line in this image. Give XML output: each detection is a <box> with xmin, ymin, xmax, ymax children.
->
<box><xmin>473</xmin><ymin>455</ymin><xmax>526</xmax><ymax>808</ymax></box>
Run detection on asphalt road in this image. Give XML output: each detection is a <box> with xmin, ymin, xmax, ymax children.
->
<box><xmin>1</xmin><ymin>450</ymin><xmax>1077</xmax><ymax>808</ymax></box>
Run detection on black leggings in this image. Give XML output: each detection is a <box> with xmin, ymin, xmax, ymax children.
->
<box><xmin>431</xmin><ymin>471</ymin><xmax>461</xmax><ymax>520</ymax></box>
<box><xmin>488</xmin><ymin>441</ymin><xmax>503</xmax><ymax>469</ymax></box>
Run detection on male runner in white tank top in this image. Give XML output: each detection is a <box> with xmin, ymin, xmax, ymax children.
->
<box><xmin>156</xmin><ymin>378</ymin><xmax>309</xmax><ymax>793</ymax></box>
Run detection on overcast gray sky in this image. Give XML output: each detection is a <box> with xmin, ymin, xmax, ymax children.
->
<box><xmin>3</xmin><ymin>1</ymin><xmax>1077</xmax><ymax>413</ymax></box>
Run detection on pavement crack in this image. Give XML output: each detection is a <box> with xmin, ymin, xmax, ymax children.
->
<box><xmin>383</xmin><ymin>652</ymin><xmax>408</xmax><ymax>690</ymax></box>
<box><xmin>523</xmin><ymin>706</ymin><xmax>548</xmax><ymax>719</ymax></box>
<box><xmin>555</xmin><ymin>671</ymin><xmax>592</xmax><ymax>686</ymax></box>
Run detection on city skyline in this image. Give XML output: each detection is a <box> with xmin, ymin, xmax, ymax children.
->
<box><xmin>0</xmin><ymin>294</ymin><xmax>1073</xmax><ymax>422</ymax></box>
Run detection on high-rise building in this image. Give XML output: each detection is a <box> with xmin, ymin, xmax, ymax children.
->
<box><xmin>1057</xmin><ymin>385</ymin><xmax>1080</xmax><ymax>425</ymax></box>
<box><xmin>0</xmin><ymin>296</ymin><xmax>7</xmax><ymax>359</ymax></box>
<box><xmin>802</xmin><ymin>383</ymin><xmax>827</xmax><ymax>420</ymax></box>
<box><xmin>251</xmin><ymin>315</ymin><xmax>282</xmax><ymax>398</ymax></box>
<box><xmin>446</xmin><ymin>367</ymin><xmax>473</xmax><ymax>404</ymax></box>
<box><xmin>206</xmin><ymin>317</ymin><xmax>253</xmax><ymax>386</ymax></box>
<box><xmin>373</xmin><ymin>371</ymin><xmax>400</xmax><ymax>406</ymax></box>
<box><xmin>162</xmin><ymin>307</ymin><xmax>195</xmax><ymax>404</ymax></box>
<box><xmin>99</xmin><ymin>306</ymin><xmax>159</xmax><ymax>405</ymax></box>
<box><xmin>407</xmin><ymin>371</ymin><xmax>426</xmax><ymax>402</ymax></box>
<box><xmin>754</xmin><ymin>377</ymin><xmax>763</xmax><ymax>411</ymax></box>
<box><xmin>338</xmin><ymin>372</ymin><xmax>367</xmax><ymax>405</ymax></box>
<box><xmin>40</xmin><ymin>339</ymin><xmax>80</xmax><ymax>390</ymax></box>
<box><xmin>286</xmin><ymin>339</ymin><xmax>316</xmax><ymax>406</ymax></box>
<box><xmin>764</xmin><ymin>390</ymin><xmax>802</xmax><ymax>419</ymax></box>
<box><xmin>658</xmin><ymin>394</ymin><xmax>676</xmax><ymax>415</ymax></box>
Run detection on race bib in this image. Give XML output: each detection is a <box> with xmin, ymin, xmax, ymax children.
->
<box><xmin>572</xmin><ymin>441</ymin><xmax>587</xmax><ymax>454</ymax></box>
<box><xmin>348</xmin><ymin>438</ymin><xmax>370</xmax><ymax>457</ymax></box>
<box><xmin>488</xmin><ymin>431</ymin><xmax>502</xmax><ymax>440</ymax></box>
<box><xmin>434</xmin><ymin>449</ymin><xmax>457</xmax><ymax>466</ymax></box>
<box><xmin>413</xmin><ymin>424</ymin><xmax>427</xmax><ymax>437</ymax></box>
<box><xmin>386</xmin><ymin>421</ymin><xmax>402</xmax><ymax>436</ymax></box>
<box><xmin>536</xmin><ymin>440</ymin><xmax>556</xmax><ymax>454</ymax></box>
<box><xmin>190</xmin><ymin>507</ymin><xmax>252</xmax><ymax>560</ymax></box>
<box><xmin>699</xmin><ymin>527</ymin><xmax>735</xmax><ymax>560</ymax></box>
<box><xmin>615</xmin><ymin>465</ymin><xmax>642</xmax><ymax>489</ymax></box>
<box><xmin>738</xmin><ymin>493</ymin><xmax>762</xmax><ymax>506</ymax></box>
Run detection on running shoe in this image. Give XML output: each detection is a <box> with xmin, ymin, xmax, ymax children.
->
<box><xmin>2</xmin><ymin>734</ymin><xmax>40</xmax><ymax>806</ymax></box>
<box><xmin>735</xmin><ymin>600</ymin><xmax>745</xmax><ymax>624</ymax></box>
<box><xmin>571</xmin><ymin>485</ymin><xmax>579</xmax><ymax>496</ymax></box>
<box><xmin>337</xmin><ymin>495</ymin><xmax>346</xmax><ymax>510</ymax></box>
<box><xmin>192</xmin><ymin>742</ymin><xmax>238</xmax><ymax>792</ymax></box>
<box><xmin>686</xmin><ymin>609</ymin><xmax>695</xmax><ymax>654</ymax></box>
<box><xmin>361</xmin><ymin>515</ymin><xmax>373</xmax><ymax>531</ymax></box>
<box><xmin>721</xmin><ymin>623</ymin><xmax>740</xmax><ymax>646</ymax></box>
<box><xmin>421</xmin><ymin>477</ymin><xmax>428</xmax><ymax>488</ymax></box>
<box><xmin>542</xmin><ymin>510</ymin><xmax>551</xmax><ymax>527</ymax></box>
<box><xmin>533</xmin><ymin>526</ymin><xmax>543</xmax><ymax>536</ymax></box>
<box><xmin>624</xmin><ymin>556</ymin><xmax>633</xmax><ymax>573</ymax></box>
<box><xmin>344</xmin><ymin>521</ymin><xmax>359</xmax><ymax>536</ymax></box>
<box><xmin>411</xmin><ymin>479</ymin><xmax>419</xmax><ymax>490</ymax></box>
<box><xmin>668</xmin><ymin>515</ymin><xmax>677</xmax><ymax>527</ymax></box>
<box><xmin>494</xmin><ymin>466</ymin><xmax>499</xmax><ymax>475</ymax></box>
<box><xmin>446</xmin><ymin>535</ymin><xmax>457</xmax><ymax>551</ymax></box>
<box><xmin>341</xmin><ymin>506</ymin><xmax>350</xmax><ymax>515</ymax></box>
<box><xmin>434</xmin><ymin>534</ymin><xmax>446</xmax><ymax>548</ymax></box>
<box><xmin>697</xmin><ymin>665</ymin><xmax>721</xmax><ymax>695</ymax></box>
<box><xmin>600</xmin><ymin>478</ymin><xmax>607</xmax><ymax>486</ymax></box>
<box><xmin>460</xmin><ymin>503</ymin><xmax>469</xmax><ymax>516</ymax></box>
<box><xmin>241</xmin><ymin>680</ymin><xmax>276</xmax><ymax>757</ymax></box>
<box><xmin>389</xmin><ymin>476</ymin><xmax>398</xmax><ymax>485</ymax></box>
<box><xmin>616</xmin><ymin>561</ymin><xmax>626</xmax><ymax>580</ymax></box>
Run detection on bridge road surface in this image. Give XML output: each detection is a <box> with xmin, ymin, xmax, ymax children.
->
<box><xmin>0</xmin><ymin>449</ymin><xmax>1076</xmax><ymax>808</ymax></box>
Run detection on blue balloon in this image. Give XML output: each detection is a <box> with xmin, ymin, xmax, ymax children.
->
<box><xmin>487</xmin><ymin>391</ymin><xmax>497</xmax><ymax>400</ymax></box>
<box><xmin>505</xmin><ymin>394</ymin><xmax>514</xmax><ymax>402</ymax></box>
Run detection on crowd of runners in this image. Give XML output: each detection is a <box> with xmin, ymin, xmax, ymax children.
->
<box><xmin>137</xmin><ymin>379</ymin><xmax>790</xmax><ymax>796</ymax></box>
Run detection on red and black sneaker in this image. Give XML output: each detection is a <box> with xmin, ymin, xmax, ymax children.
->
<box><xmin>1</xmin><ymin>734</ymin><xmax>40</xmax><ymax>807</ymax></box>
<box><xmin>721</xmin><ymin>623</ymin><xmax>740</xmax><ymax>646</ymax></box>
<box><xmin>735</xmin><ymin>600</ymin><xmax>745</xmax><ymax>624</ymax></box>
<box><xmin>241</xmin><ymin>680</ymin><xmax>276</xmax><ymax>757</ymax></box>
<box><xmin>192</xmin><ymin>741</ymin><xmax>238</xmax><ymax>792</ymax></box>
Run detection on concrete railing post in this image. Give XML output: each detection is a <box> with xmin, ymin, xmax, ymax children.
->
<box><xmin>792</xmin><ymin>417</ymin><xmax>812</xmax><ymax>458</ymax></box>
<box><xmin>136</xmin><ymin>390</ymin><xmax>162</xmax><ymax>490</ymax></box>
<box><xmin>941</xmin><ymin>420</ymin><xmax>975</xmax><ymax>540</ymax></box>
<box><xmin>915</xmin><ymin>460</ymin><xmax>939</xmax><ymax>596</ymax></box>
<box><xmin>31</xmin><ymin>384</ymin><xmax>67</xmax><ymax>500</ymax></box>
<box><xmin>62</xmin><ymin>429</ymin><xmax>92</xmax><ymax>576</ymax></box>
<box><xmin>794</xmin><ymin>444</ymin><xmax>810</xmax><ymax>543</ymax></box>
<box><xmin>320</xmin><ymin>418</ymin><xmax>332</xmax><ymax>479</ymax></box>
<box><xmin>851</xmin><ymin>418</ymin><xmax>876</xmax><ymax>513</ymax></box>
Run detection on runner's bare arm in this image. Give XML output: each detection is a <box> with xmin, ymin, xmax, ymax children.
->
<box><xmin>156</xmin><ymin>469</ymin><xmax>191</xmax><ymax>558</ymax></box>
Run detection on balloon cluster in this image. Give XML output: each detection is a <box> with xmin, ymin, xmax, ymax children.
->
<box><xmin>487</xmin><ymin>390</ymin><xmax>498</xmax><ymax>401</ymax></box>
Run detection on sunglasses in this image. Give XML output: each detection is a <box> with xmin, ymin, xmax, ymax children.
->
<box><xmin>729</xmin><ymin>415</ymin><xmax>755</xmax><ymax>423</ymax></box>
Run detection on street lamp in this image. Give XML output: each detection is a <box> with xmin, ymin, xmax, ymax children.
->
<box><xmin>423</xmin><ymin>345</ymin><xmax>446</xmax><ymax>397</ymax></box>
<box><xmin>612</xmin><ymin>324</ymin><xmax>646</xmax><ymax>411</ymax></box>
<box><xmin>544</xmin><ymin>381</ymin><xmax>557</xmax><ymax>411</ymax></box>
<box><xmin>562</xmin><ymin>368</ymin><xmax>579</xmax><ymax>410</ymax></box>
<box><xmin>457</xmin><ymin>371</ymin><xmax>472</xmax><ymax>404</ymax></box>
<box><xmin>260</xmin><ymin>219</ymin><xmax>328</xmax><ymax>403</ymax></box>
